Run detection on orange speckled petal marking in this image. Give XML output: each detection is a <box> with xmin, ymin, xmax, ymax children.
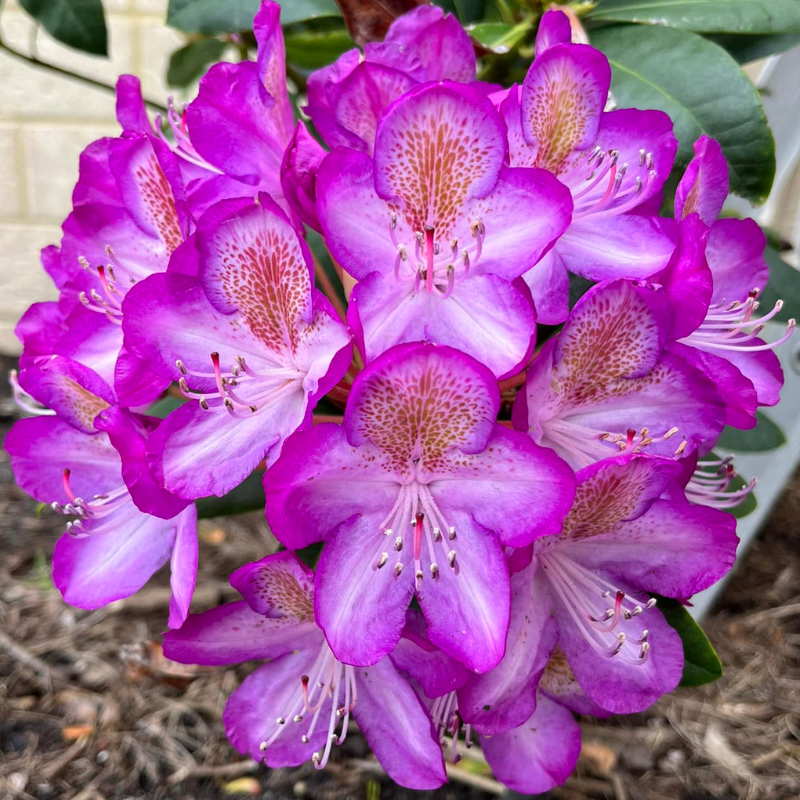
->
<box><xmin>373</xmin><ymin>82</ymin><xmax>506</xmax><ymax>236</ymax></box>
<box><xmin>198</xmin><ymin>195</ymin><xmax>314</xmax><ymax>354</ymax></box>
<box><xmin>521</xmin><ymin>44</ymin><xmax>610</xmax><ymax>174</ymax></box>
<box><xmin>553</xmin><ymin>280</ymin><xmax>667</xmax><ymax>405</ymax></box>
<box><xmin>230</xmin><ymin>551</ymin><xmax>315</xmax><ymax>621</ymax></box>
<box><xmin>561</xmin><ymin>455</ymin><xmax>682</xmax><ymax>541</ymax></box>
<box><xmin>18</xmin><ymin>357</ymin><xmax>114</xmax><ymax>434</ymax></box>
<box><xmin>114</xmin><ymin>137</ymin><xmax>183</xmax><ymax>254</ymax></box>
<box><xmin>343</xmin><ymin>342</ymin><xmax>499</xmax><ymax>473</ymax></box>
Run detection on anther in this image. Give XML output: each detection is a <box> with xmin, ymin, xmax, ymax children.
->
<box><xmin>276</xmin><ymin>717</ymin><xmax>286</xmax><ymax>725</ymax></box>
<box><xmin>675</xmin><ymin>441</ymin><xmax>688</xmax><ymax>456</ymax></box>
<box><xmin>448</xmin><ymin>527</ymin><xmax>456</xmax><ymax>541</ymax></box>
<box><xmin>646</xmin><ymin>598</ymin><xmax>657</xmax><ymax>609</ymax></box>
<box><xmin>301</xmin><ymin>735</ymin><xmax>310</xmax><ymax>744</ymax></box>
<box><xmin>646</xmin><ymin>152</ymin><xmax>654</xmax><ymax>170</ymax></box>
<box><xmin>390</xmin><ymin>212</ymin><xmax>397</xmax><ymax>230</ymax></box>
<box><xmin>394</xmin><ymin>563</ymin><xmax>404</xmax><ymax>577</ymax></box>
<box><xmin>433</xmin><ymin>527</ymin><xmax>442</xmax><ymax>542</ymax></box>
<box><xmin>430</xmin><ymin>563</ymin><xmax>439</xmax><ymax>579</ymax></box>
<box><xmin>394</xmin><ymin>536</ymin><xmax>403</xmax><ymax>551</ymax></box>
<box><xmin>664</xmin><ymin>426</ymin><xmax>679</xmax><ymax>439</ymax></box>
<box><xmin>176</xmin><ymin>360</ymin><xmax>187</xmax><ymax>375</ymax></box>
<box><xmin>383</xmin><ymin>527</ymin><xmax>393</xmax><ymax>537</ymax></box>
<box><xmin>415</xmin><ymin>569</ymin><xmax>424</xmax><ymax>581</ymax></box>
<box><xmin>448</xmin><ymin>550</ymin><xmax>457</xmax><ymax>568</ymax></box>
<box><xmin>293</xmin><ymin>715</ymin><xmax>304</xmax><ymax>723</ymax></box>
<box><xmin>199</xmin><ymin>398</ymin><xmax>209</xmax><ymax>410</ymax></box>
<box><xmin>638</xmin><ymin>148</ymin><xmax>645</xmax><ymax>167</ymax></box>
<box><xmin>377</xmin><ymin>552</ymin><xmax>388</xmax><ymax>569</ymax></box>
<box><xmin>259</xmin><ymin>741</ymin><xmax>268</xmax><ymax>752</ymax></box>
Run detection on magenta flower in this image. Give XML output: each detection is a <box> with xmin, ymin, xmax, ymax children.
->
<box><xmin>122</xmin><ymin>194</ymin><xmax>352</xmax><ymax>500</ymax></box>
<box><xmin>513</xmin><ymin>279</ymin><xmax>726</xmax><ymax>469</ymax></box>
<box><xmin>306</xmin><ymin>4</ymin><xmax>476</xmax><ymax>156</ymax></box>
<box><xmin>393</xmin><ymin>624</ymin><xmax>581</xmax><ymax>795</ymax></box>
<box><xmin>116</xmin><ymin>1</ymin><xmax>296</xmax><ymax>220</ymax></box>
<box><xmin>281</xmin><ymin>121</ymin><xmax>327</xmax><ymax>231</ymax></box>
<box><xmin>27</xmin><ymin>134</ymin><xmax>187</xmax><ymax>405</ymax></box>
<box><xmin>318</xmin><ymin>81</ymin><xmax>572</xmax><ymax>378</ymax></box>
<box><xmin>264</xmin><ymin>342</ymin><xmax>575</xmax><ymax>671</ymax></box>
<box><xmin>499</xmin><ymin>10</ymin><xmax>678</xmax><ymax>323</ymax></box>
<box><xmin>663</xmin><ymin>136</ymin><xmax>794</xmax><ymax>421</ymax></box>
<box><xmin>6</xmin><ymin>357</ymin><xmax>197</xmax><ymax>627</ymax></box>
<box><xmin>487</xmin><ymin>454</ymin><xmax>737</xmax><ymax>714</ymax></box>
<box><xmin>163</xmin><ymin>552</ymin><xmax>446</xmax><ymax>790</ymax></box>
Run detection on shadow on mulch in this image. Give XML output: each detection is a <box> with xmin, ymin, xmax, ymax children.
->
<box><xmin>1</xmin><ymin>353</ymin><xmax>798</xmax><ymax>800</ymax></box>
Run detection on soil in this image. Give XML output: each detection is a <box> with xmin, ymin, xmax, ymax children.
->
<box><xmin>1</xmin><ymin>354</ymin><xmax>799</xmax><ymax>800</ymax></box>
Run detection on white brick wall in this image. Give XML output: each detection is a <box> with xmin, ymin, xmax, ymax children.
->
<box><xmin>0</xmin><ymin>0</ymin><xmax>184</xmax><ymax>353</ymax></box>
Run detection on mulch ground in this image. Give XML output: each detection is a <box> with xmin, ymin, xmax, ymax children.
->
<box><xmin>1</xmin><ymin>353</ymin><xmax>798</xmax><ymax>800</ymax></box>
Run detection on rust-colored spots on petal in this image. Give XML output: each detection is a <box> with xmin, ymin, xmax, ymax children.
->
<box><xmin>349</xmin><ymin>347</ymin><xmax>496</xmax><ymax>473</ymax></box>
<box><xmin>375</xmin><ymin>85</ymin><xmax>505</xmax><ymax>238</ymax></box>
<box><xmin>133</xmin><ymin>155</ymin><xmax>182</xmax><ymax>254</ymax></box>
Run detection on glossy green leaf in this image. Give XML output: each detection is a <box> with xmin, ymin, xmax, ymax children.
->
<box><xmin>167</xmin><ymin>0</ymin><xmax>338</xmax><ymax>34</ymax></box>
<box><xmin>167</xmin><ymin>39</ymin><xmax>229</xmax><ymax>88</ymax></box>
<box><xmin>434</xmin><ymin>0</ymin><xmax>485</xmax><ymax>23</ymax></box>
<box><xmin>710</xmin><ymin>31</ymin><xmax>800</xmax><ymax>63</ymax></box>
<box><xmin>717</xmin><ymin>410</ymin><xmax>786</xmax><ymax>452</ymax></box>
<box><xmin>284</xmin><ymin>21</ymin><xmax>353</xmax><ymax>69</ymax></box>
<box><xmin>587</xmin><ymin>0</ymin><xmax>800</xmax><ymax>34</ymax></box>
<box><xmin>758</xmin><ymin>243</ymin><xmax>800</xmax><ymax>324</ymax></box>
<box><xmin>20</xmin><ymin>0</ymin><xmax>107</xmax><ymax>55</ymax></box>
<box><xmin>467</xmin><ymin>20</ymin><xmax>532</xmax><ymax>53</ymax></box>
<box><xmin>196</xmin><ymin>471</ymin><xmax>265</xmax><ymax>519</ymax></box>
<box><xmin>656</xmin><ymin>596</ymin><xmax>723</xmax><ymax>686</ymax></box>
<box><xmin>591</xmin><ymin>24</ymin><xmax>775</xmax><ymax>203</ymax></box>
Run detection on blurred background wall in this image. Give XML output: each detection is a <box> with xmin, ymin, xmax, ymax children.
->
<box><xmin>0</xmin><ymin>0</ymin><xmax>181</xmax><ymax>353</ymax></box>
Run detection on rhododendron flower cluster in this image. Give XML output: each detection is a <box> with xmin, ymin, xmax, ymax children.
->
<box><xmin>8</xmin><ymin>2</ymin><xmax>795</xmax><ymax>792</ymax></box>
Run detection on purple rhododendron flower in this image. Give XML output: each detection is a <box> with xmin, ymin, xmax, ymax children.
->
<box><xmin>503</xmin><ymin>454</ymin><xmax>737</xmax><ymax>714</ymax></box>
<box><xmin>123</xmin><ymin>193</ymin><xmax>352</xmax><ymax>499</ymax></box>
<box><xmin>6</xmin><ymin>357</ymin><xmax>197</xmax><ymax>627</ymax></box>
<box><xmin>116</xmin><ymin>2</ymin><xmax>296</xmax><ymax>219</ymax></box>
<box><xmin>306</xmin><ymin>5</ymin><xmax>476</xmax><ymax>157</ymax></box>
<box><xmin>497</xmin><ymin>9</ymin><xmax>679</xmax><ymax>323</ymax></box>
<box><xmin>6</xmin><ymin>0</ymin><xmax>795</xmax><ymax>791</ymax></box>
<box><xmin>17</xmin><ymin>134</ymin><xmax>188</xmax><ymax>406</ymax></box>
<box><xmin>318</xmin><ymin>81</ymin><xmax>572</xmax><ymax>377</ymax></box>
<box><xmin>163</xmin><ymin>552</ymin><xmax>447</xmax><ymax>789</ymax></box>
<box><xmin>392</xmin><ymin>619</ymin><xmax>581</xmax><ymax>794</ymax></box>
<box><xmin>665</xmin><ymin>136</ymin><xmax>794</xmax><ymax>416</ymax></box>
<box><xmin>264</xmin><ymin>342</ymin><xmax>575</xmax><ymax>671</ymax></box>
<box><xmin>513</xmin><ymin>279</ymin><xmax>726</xmax><ymax>469</ymax></box>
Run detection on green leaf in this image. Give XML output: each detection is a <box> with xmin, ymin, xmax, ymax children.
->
<box><xmin>655</xmin><ymin>595</ymin><xmax>723</xmax><ymax>686</ymax></box>
<box><xmin>758</xmin><ymin>243</ymin><xmax>800</xmax><ymax>325</ymax></box>
<box><xmin>284</xmin><ymin>20</ymin><xmax>353</xmax><ymax>69</ymax></box>
<box><xmin>587</xmin><ymin>0</ymin><xmax>800</xmax><ymax>34</ymax></box>
<box><xmin>434</xmin><ymin>0</ymin><xmax>486</xmax><ymax>23</ymax></box>
<box><xmin>590</xmin><ymin>24</ymin><xmax>775</xmax><ymax>203</ymax></box>
<box><xmin>167</xmin><ymin>39</ymin><xmax>229</xmax><ymax>88</ymax></box>
<box><xmin>568</xmin><ymin>272</ymin><xmax>595</xmax><ymax>309</ymax></box>
<box><xmin>20</xmin><ymin>0</ymin><xmax>108</xmax><ymax>56</ymax></box>
<box><xmin>167</xmin><ymin>0</ymin><xmax>338</xmax><ymax>34</ymax></box>
<box><xmin>196</xmin><ymin>471</ymin><xmax>265</xmax><ymax>519</ymax></box>
<box><xmin>467</xmin><ymin>20</ymin><xmax>532</xmax><ymax>53</ymax></box>
<box><xmin>145</xmin><ymin>394</ymin><xmax>186</xmax><ymax>419</ymax></box>
<box><xmin>710</xmin><ymin>31</ymin><xmax>800</xmax><ymax>63</ymax></box>
<box><xmin>717</xmin><ymin>410</ymin><xmax>786</xmax><ymax>452</ymax></box>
